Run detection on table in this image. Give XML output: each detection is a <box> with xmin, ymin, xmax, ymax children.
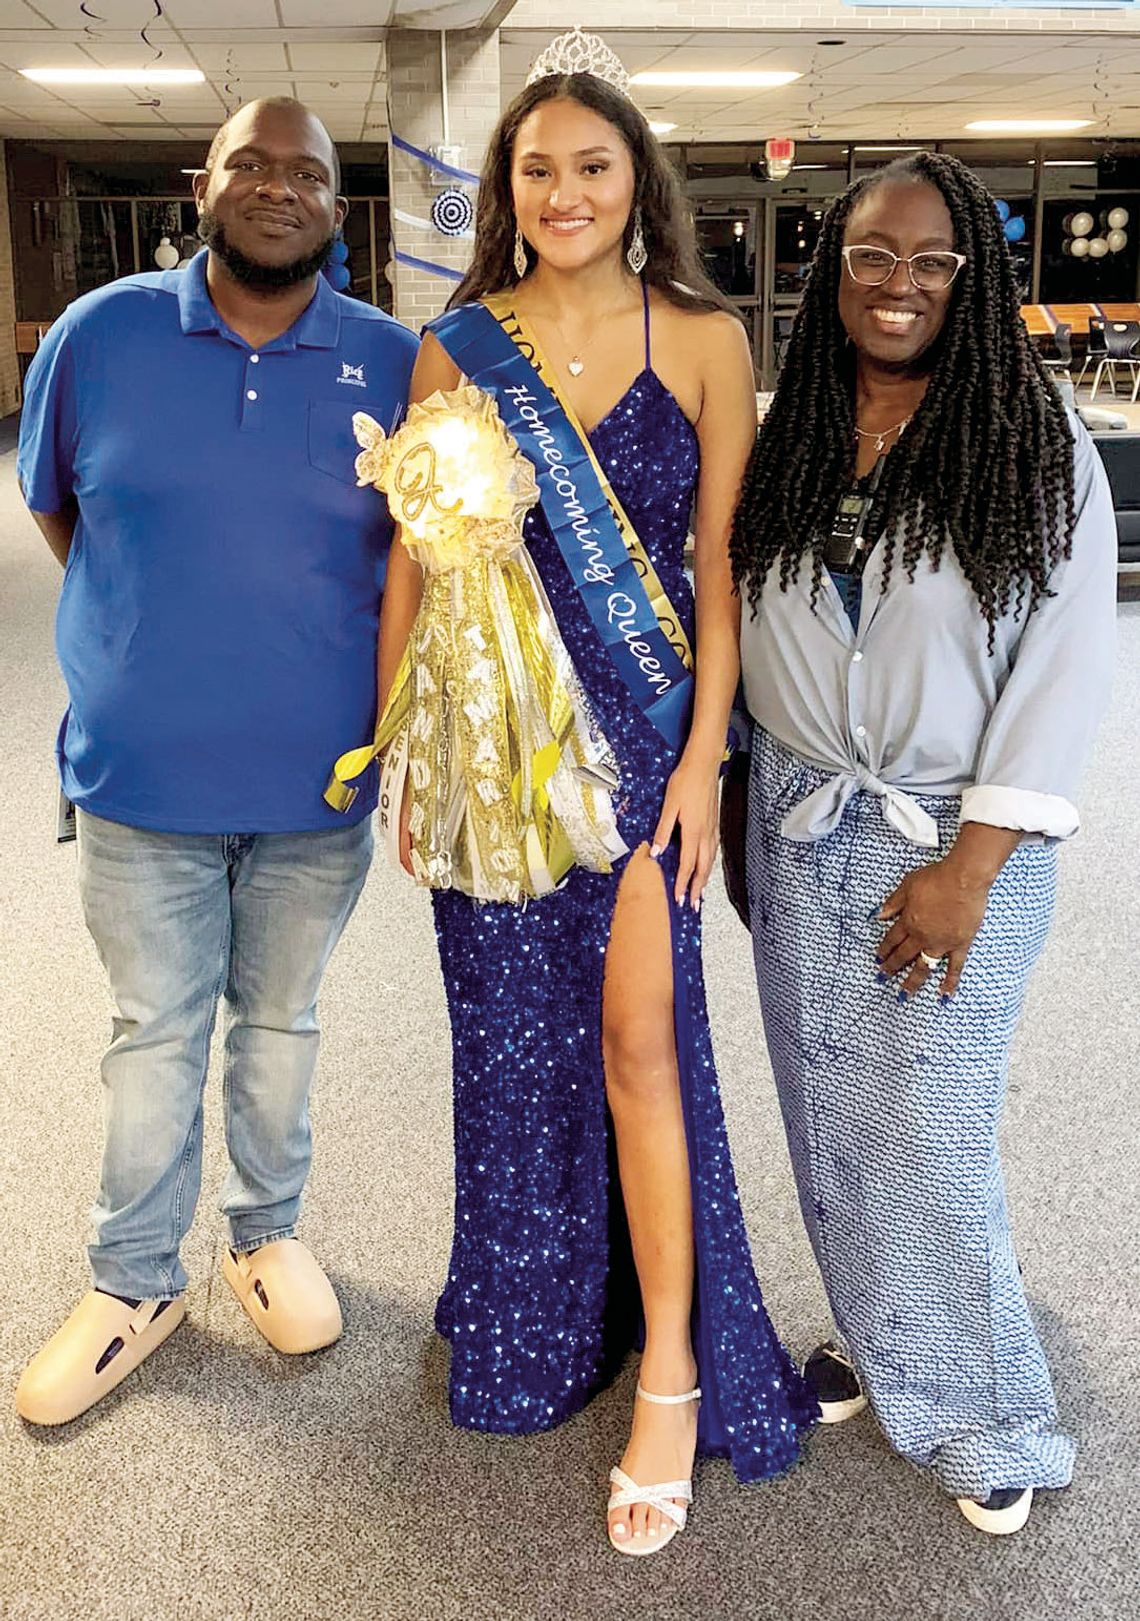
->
<box><xmin>1020</xmin><ymin>303</ymin><xmax>1140</xmax><ymax>337</ymax></box>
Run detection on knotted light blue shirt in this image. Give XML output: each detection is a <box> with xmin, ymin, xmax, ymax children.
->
<box><xmin>739</xmin><ymin>414</ymin><xmax>1117</xmax><ymax>847</ymax></box>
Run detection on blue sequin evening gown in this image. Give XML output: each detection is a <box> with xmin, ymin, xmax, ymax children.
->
<box><xmin>430</xmin><ymin>293</ymin><xmax>818</xmax><ymax>1483</ymax></box>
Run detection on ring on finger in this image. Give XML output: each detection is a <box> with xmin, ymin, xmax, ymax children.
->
<box><xmin>918</xmin><ymin>950</ymin><xmax>943</xmax><ymax>969</ymax></box>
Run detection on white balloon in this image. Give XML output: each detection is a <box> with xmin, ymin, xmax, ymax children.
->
<box><xmin>1108</xmin><ymin>229</ymin><xmax>1128</xmax><ymax>253</ymax></box>
<box><xmin>153</xmin><ymin>234</ymin><xmax>179</xmax><ymax>270</ymax></box>
<box><xmin>1108</xmin><ymin>207</ymin><xmax>1130</xmax><ymax>230</ymax></box>
<box><xmin>1070</xmin><ymin>236</ymin><xmax>1090</xmax><ymax>258</ymax></box>
<box><xmin>1070</xmin><ymin>211</ymin><xmax>1095</xmax><ymax>238</ymax></box>
<box><xmin>1088</xmin><ymin>236</ymin><xmax>1109</xmax><ymax>258</ymax></box>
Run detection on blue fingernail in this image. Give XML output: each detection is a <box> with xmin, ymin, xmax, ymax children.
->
<box><xmin>875</xmin><ymin>971</ymin><xmax>888</xmax><ymax>985</ymax></box>
<box><xmin>897</xmin><ymin>990</ymin><xmax>908</xmax><ymax>1004</ymax></box>
<box><xmin>938</xmin><ymin>993</ymin><xmax>951</xmax><ymax>1008</ymax></box>
<box><xmin>867</xmin><ymin>906</ymin><xmax>882</xmax><ymax>921</ymax></box>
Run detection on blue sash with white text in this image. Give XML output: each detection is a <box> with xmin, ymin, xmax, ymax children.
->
<box><xmin>430</xmin><ymin>296</ymin><xmax>695</xmax><ymax>753</ymax></box>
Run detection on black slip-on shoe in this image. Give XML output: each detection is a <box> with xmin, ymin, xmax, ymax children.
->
<box><xmin>803</xmin><ymin>1341</ymin><xmax>869</xmax><ymax>1424</ymax></box>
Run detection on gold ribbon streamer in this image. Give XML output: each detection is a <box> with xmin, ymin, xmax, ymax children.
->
<box><xmin>324</xmin><ymin>387</ymin><xmax>627</xmax><ymax>902</ymax></box>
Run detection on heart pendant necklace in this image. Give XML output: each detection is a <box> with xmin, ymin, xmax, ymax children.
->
<box><xmin>527</xmin><ymin>292</ymin><xmax>641</xmax><ymax>380</ymax></box>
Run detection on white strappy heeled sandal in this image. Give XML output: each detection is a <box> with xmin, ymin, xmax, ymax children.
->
<box><xmin>607</xmin><ymin>1383</ymin><xmax>702</xmax><ymax>1557</ymax></box>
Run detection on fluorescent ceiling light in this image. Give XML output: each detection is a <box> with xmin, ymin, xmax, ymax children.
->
<box><xmin>631</xmin><ymin>70</ymin><xmax>801</xmax><ymax>89</ymax></box>
<box><xmin>793</xmin><ymin>163</ymin><xmax>829</xmax><ymax>170</ymax></box>
<box><xmin>1031</xmin><ymin>159</ymin><xmax>1097</xmax><ymax>168</ymax></box>
<box><xmin>21</xmin><ymin>68</ymin><xmax>205</xmax><ymax>86</ymax></box>
<box><xmin>649</xmin><ymin>121</ymin><xmax>677</xmax><ymax>135</ymax></box>
<box><xmin>854</xmin><ymin>145</ymin><xmax>924</xmax><ymax>153</ymax></box>
<box><xmin>965</xmin><ymin>119</ymin><xmax>1091</xmax><ymax>133</ymax></box>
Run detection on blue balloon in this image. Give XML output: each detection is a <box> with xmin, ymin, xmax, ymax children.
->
<box><xmin>1004</xmin><ymin>215</ymin><xmax>1026</xmax><ymax>243</ymax></box>
<box><xmin>329</xmin><ymin>236</ymin><xmax>350</xmax><ymax>264</ymax></box>
<box><xmin>994</xmin><ymin>198</ymin><xmax>1011</xmax><ymax>223</ymax></box>
<box><xmin>327</xmin><ymin>263</ymin><xmax>352</xmax><ymax>291</ymax></box>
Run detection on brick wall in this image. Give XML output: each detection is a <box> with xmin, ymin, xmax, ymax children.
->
<box><xmin>386</xmin><ymin>29</ymin><xmax>500</xmax><ymax>329</ymax></box>
<box><xmin>0</xmin><ymin>142</ymin><xmax>20</xmax><ymax>418</ymax></box>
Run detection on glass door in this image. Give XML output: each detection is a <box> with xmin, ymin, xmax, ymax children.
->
<box><xmin>692</xmin><ymin>203</ymin><xmax>762</xmax><ymax>374</ymax></box>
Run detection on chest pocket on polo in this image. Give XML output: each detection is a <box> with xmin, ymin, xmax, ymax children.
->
<box><xmin>308</xmin><ymin>398</ymin><xmax>369</xmax><ymax>486</ymax></box>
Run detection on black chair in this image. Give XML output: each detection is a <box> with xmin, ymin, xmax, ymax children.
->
<box><xmin>1074</xmin><ymin>316</ymin><xmax>1107</xmax><ymax>391</ymax></box>
<box><xmin>1041</xmin><ymin>321</ymin><xmax>1073</xmax><ymax>382</ymax></box>
<box><xmin>1089</xmin><ymin>319</ymin><xmax>1140</xmax><ymax>401</ymax></box>
<box><xmin>1091</xmin><ymin>430</ymin><xmax>1140</xmax><ymax>572</ymax></box>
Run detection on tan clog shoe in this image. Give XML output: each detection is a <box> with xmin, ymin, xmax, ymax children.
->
<box><xmin>16</xmin><ymin>1291</ymin><xmax>186</xmax><ymax>1426</ymax></box>
<box><xmin>222</xmin><ymin>1239</ymin><xmax>341</xmax><ymax>1355</ymax></box>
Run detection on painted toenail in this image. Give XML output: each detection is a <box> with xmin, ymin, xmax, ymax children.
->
<box><xmin>648</xmin><ymin>1527</ymin><xmax>658</xmax><ymax>1537</ymax></box>
<box><xmin>612</xmin><ymin>1523</ymin><xmax>627</xmax><ymax>1536</ymax></box>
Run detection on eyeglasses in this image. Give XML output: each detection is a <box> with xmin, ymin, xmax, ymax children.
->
<box><xmin>842</xmin><ymin>244</ymin><xmax>967</xmax><ymax>292</ymax></box>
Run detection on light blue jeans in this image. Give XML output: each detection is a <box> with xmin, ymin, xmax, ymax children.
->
<box><xmin>76</xmin><ymin>810</ymin><xmax>373</xmax><ymax>1300</ymax></box>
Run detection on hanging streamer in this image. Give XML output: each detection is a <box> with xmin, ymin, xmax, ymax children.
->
<box><xmin>393</xmin><ymin>248</ymin><xmax>463</xmax><ymax>282</ymax></box>
<box><xmin>391</xmin><ymin>133</ymin><xmax>480</xmax><ymax>186</ymax></box>
<box><xmin>389</xmin><ymin>133</ymin><xmax>476</xmax><ymax>279</ymax></box>
<box><xmin>140</xmin><ymin>1</ymin><xmax>164</xmax><ymax>63</ymax></box>
<box><xmin>393</xmin><ymin>203</ymin><xmax>473</xmax><ymax>240</ymax></box>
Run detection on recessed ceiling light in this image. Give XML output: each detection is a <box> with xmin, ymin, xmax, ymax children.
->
<box><xmin>630</xmin><ymin>70</ymin><xmax>801</xmax><ymax>90</ymax></box>
<box><xmin>649</xmin><ymin>121</ymin><xmax>677</xmax><ymax>136</ymax></box>
<box><xmin>21</xmin><ymin>68</ymin><xmax>205</xmax><ymax>86</ymax></box>
<box><xmin>966</xmin><ymin>119</ymin><xmax>1092</xmax><ymax>133</ymax></box>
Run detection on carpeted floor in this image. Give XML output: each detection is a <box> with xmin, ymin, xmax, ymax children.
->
<box><xmin>0</xmin><ymin>438</ymin><xmax>1136</xmax><ymax>1621</ymax></box>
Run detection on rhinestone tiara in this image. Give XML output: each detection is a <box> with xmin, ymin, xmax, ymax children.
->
<box><xmin>525</xmin><ymin>27</ymin><xmax>631</xmax><ymax>96</ymax></box>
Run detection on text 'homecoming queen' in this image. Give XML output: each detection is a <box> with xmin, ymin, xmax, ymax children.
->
<box><xmin>502</xmin><ymin>380</ymin><xmax>674</xmax><ymax>697</ymax></box>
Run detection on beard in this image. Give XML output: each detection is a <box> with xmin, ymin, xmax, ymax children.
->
<box><xmin>198</xmin><ymin>210</ymin><xmax>334</xmax><ymax>291</ymax></box>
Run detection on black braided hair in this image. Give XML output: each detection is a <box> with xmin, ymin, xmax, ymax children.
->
<box><xmin>729</xmin><ymin>153</ymin><xmax>1076</xmax><ymax>634</ymax></box>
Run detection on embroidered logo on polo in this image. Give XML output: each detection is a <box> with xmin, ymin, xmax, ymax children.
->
<box><xmin>337</xmin><ymin>362</ymin><xmax>367</xmax><ymax>387</ymax></box>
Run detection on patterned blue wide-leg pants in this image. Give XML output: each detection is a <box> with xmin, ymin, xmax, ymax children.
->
<box><xmin>746</xmin><ymin>728</ymin><xmax>1076</xmax><ymax>1498</ymax></box>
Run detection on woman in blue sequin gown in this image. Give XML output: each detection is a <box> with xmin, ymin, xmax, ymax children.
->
<box><xmin>378</xmin><ymin>66</ymin><xmax>817</xmax><ymax>1548</ymax></box>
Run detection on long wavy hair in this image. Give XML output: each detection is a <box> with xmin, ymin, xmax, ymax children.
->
<box><xmin>729</xmin><ymin>152</ymin><xmax>1076</xmax><ymax>633</ymax></box>
<box><xmin>448</xmin><ymin>73</ymin><xmax>736</xmax><ymax>317</ymax></box>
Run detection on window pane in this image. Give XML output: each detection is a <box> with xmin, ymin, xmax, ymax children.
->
<box><xmin>693</xmin><ymin>210</ymin><xmax>755</xmax><ymax>296</ymax></box>
<box><xmin>1040</xmin><ymin>195</ymin><xmax>1139</xmax><ymax>303</ymax></box>
<box><xmin>137</xmin><ymin>200</ymin><xmax>200</xmax><ymax>272</ymax></box>
<box><xmin>71</xmin><ymin>200</ymin><xmax>135</xmax><ymax>297</ymax></box>
<box><xmin>774</xmin><ymin>204</ymin><xmax>825</xmax><ymax>296</ymax></box>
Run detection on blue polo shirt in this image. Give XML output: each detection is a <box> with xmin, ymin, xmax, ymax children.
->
<box><xmin>18</xmin><ymin>249</ymin><xmax>418</xmax><ymax>833</ymax></box>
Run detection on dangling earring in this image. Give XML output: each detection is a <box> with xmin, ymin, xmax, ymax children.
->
<box><xmin>513</xmin><ymin>226</ymin><xmax>528</xmax><ymax>280</ymax></box>
<box><xmin>627</xmin><ymin>206</ymin><xmax>647</xmax><ymax>275</ymax></box>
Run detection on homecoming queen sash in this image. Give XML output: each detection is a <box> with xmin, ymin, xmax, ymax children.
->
<box><xmin>430</xmin><ymin>294</ymin><xmax>695</xmax><ymax>752</ymax></box>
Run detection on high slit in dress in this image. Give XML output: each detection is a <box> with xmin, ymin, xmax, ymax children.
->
<box><xmin>430</xmin><ymin>288</ymin><xmax>818</xmax><ymax>1482</ymax></box>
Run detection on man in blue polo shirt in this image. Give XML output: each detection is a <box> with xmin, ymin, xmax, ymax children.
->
<box><xmin>15</xmin><ymin>98</ymin><xmax>418</xmax><ymax>1425</ymax></box>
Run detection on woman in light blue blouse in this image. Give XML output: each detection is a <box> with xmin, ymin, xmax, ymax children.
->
<box><xmin>727</xmin><ymin>153</ymin><xmax>1116</xmax><ymax>1536</ymax></box>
